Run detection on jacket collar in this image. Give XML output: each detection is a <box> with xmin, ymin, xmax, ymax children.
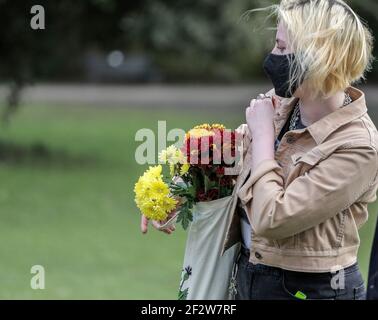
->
<box><xmin>275</xmin><ymin>86</ymin><xmax>368</xmax><ymax>145</ymax></box>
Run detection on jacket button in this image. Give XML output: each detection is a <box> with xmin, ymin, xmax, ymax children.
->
<box><xmin>286</xmin><ymin>135</ymin><xmax>296</xmax><ymax>144</ymax></box>
<box><xmin>255</xmin><ymin>252</ymin><xmax>263</xmax><ymax>260</ymax></box>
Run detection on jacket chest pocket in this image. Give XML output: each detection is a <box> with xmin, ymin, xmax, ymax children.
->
<box><xmin>289</xmin><ymin>148</ymin><xmax>326</xmax><ymax>177</ymax></box>
<box><xmin>281</xmin><ymin>148</ymin><xmax>326</xmax><ymax>186</ymax></box>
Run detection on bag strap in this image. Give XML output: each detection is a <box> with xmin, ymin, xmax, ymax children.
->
<box><xmin>228</xmin><ymin>246</ymin><xmax>242</xmax><ymax>299</ymax></box>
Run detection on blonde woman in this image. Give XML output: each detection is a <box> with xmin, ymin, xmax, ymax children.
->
<box><xmin>141</xmin><ymin>0</ymin><xmax>378</xmax><ymax>300</ymax></box>
<box><xmin>228</xmin><ymin>0</ymin><xmax>378</xmax><ymax>300</ymax></box>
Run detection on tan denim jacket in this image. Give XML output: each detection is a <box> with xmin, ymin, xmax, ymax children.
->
<box><xmin>222</xmin><ymin>86</ymin><xmax>378</xmax><ymax>272</ymax></box>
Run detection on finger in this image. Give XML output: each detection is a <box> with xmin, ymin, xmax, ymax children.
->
<box><xmin>163</xmin><ymin>228</ymin><xmax>172</xmax><ymax>235</ymax></box>
<box><xmin>168</xmin><ymin>209</ymin><xmax>179</xmax><ymax>219</ymax></box>
<box><xmin>141</xmin><ymin>215</ymin><xmax>149</xmax><ymax>234</ymax></box>
<box><xmin>257</xmin><ymin>93</ymin><xmax>265</xmax><ymax>99</ymax></box>
<box><xmin>151</xmin><ymin>220</ymin><xmax>173</xmax><ymax>233</ymax></box>
<box><xmin>246</xmin><ymin>99</ymin><xmax>256</xmax><ymax>116</ymax></box>
<box><xmin>151</xmin><ymin>220</ymin><xmax>162</xmax><ymax>230</ymax></box>
<box><xmin>249</xmin><ymin>99</ymin><xmax>256</xmax><ymax>107</ymax></box>
<box><xmin>247</xmin><ymin>104</ymin><xmax>255</xmax><ymax>114</ymax></box>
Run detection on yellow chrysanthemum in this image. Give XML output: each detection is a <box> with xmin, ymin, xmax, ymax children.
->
<box><xmin>143</xmin><ymin>164</ymin><xmax>162</xmax><ymax>180</ymax></box>
<box><xmin>193</xmin><ymin>123</ymin><xmax>226</xmax><ymax>131</ymax></box>
<box><xmin>170</xmin><ymin>164</ymin><xmax>175</xmax><ymax>177</ymax></box>
<box><xmin>211</xmin><ymin>123</ymin><xmax>226</xmax><ymax>130</ymax></box>
<box><xmin>193</xmin><ymin>123</ymin><xmax>212</xmax><ymax>130</ymax></box>
<box><xmin>186</xmin><ymin>123</ymin><xmax>226</xmax><ymax>139</ymax></box>
<box><xmin>180</xmin><ymin>163</ymin><xmax>190</xmax><ymax>175</ymax></box>
<box><xmin>159</xmin><ymin>145</ymin><xmax>186</xmax><ymax>165</ymax></box>
<box><xmin>134</xmin><ymin>165</ymin><xmax>178</xmax><ymax>221</ymax></box>
<box><xmin>186</xmin><ymin>128</ymin><xmax>215</xmax><ymax>139</ymax></box>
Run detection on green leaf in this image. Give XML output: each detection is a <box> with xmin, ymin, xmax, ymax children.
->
<box><xmin>177</xmin><ymin>201</ymin><xmax>193</xmax><ymax>230</ymax></box>
<box><xmin>178</xmin><ymin>288</ymin><xmax>189</xmax><ymax>300</ymax></box>
<box><xmin>187</xmin><ymin>185</ymin><xmax>196</xmax><ymax>199</ymax></box>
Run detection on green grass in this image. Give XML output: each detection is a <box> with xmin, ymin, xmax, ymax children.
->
<box><xmin>0</xmin><ymin>104</ymin><xmax>243</xmax><ymax>299</ymax></box>
<box><xmin>0</xmin><ymin>103</ymin><xmax>376</xmax><ymax>299</ymax></box>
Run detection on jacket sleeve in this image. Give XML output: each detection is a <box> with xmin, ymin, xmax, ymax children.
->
<box><xmin>237</xmin><ymin>146</ymin><xmax>378</xmax><ymax>240</ymax></box>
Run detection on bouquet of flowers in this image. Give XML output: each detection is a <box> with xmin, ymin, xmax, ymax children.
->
<box><xmin>134</xmin><ymin>123</ymin><xmax>240</xmax><ymax>230</ymax></box>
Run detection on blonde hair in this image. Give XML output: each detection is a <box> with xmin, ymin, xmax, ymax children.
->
<box><xmin>250</xmin><ymin>0</ymin><xmax>374</xmax><ymax>99</ymax></box>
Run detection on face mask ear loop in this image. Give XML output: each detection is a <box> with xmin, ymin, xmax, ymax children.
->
<box><xmin>287</xmin><ymin>54</ymin><xmax>296</xmax><ymax>97</ymax></box>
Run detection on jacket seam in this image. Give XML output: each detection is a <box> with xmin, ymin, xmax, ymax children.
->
<box><xmin>343</xmin><ymin>149</ymin><xmax>378</xmax><ymax>205</ymax></box>
<box><xmin>252</xmin><ymin>242</ymin><xmax>359</xmax><ymax>256</ymax></box>
<box><xmin>249</xmin><ymin>257</ymin><xmax>358</xmax><ymax>273</ymax></box>
<box><xmin>332</xmin><ymin>145</ymin><xmax>378</xmax><ymax>200</ymax></box>
<box><xmin>360</xmin><ymin>117</ymin><xmax>374</xmax><ymax>146</ymax></box>
<box><xmin>338</xmin><ymin>141</ymin><xmax>376</xmax><ymax>150</ymax></box>
<box><xmin>335</xmin><ymin>210</ymin><xmax>347</xmax><ymax>248</ymax></box>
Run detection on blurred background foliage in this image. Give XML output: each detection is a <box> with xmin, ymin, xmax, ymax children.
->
<box><xmin>0</xmin><ymin>0</ymin><xmax>377</xmax><ymax>87</ymax></box>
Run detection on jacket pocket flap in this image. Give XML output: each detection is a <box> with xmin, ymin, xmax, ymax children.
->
<box><xmin>291</xmin><ymin>149</ymin><xmax>325</xmax><ymax>166</ymax></box>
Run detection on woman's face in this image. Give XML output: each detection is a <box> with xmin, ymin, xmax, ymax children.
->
<box><xmin>271</xmin><ymin>22</ymin><xmax>293</xmax><ymax>55</ymax></box>
<box><xmin>270</xmin><ymin>21</ymin><xmax>302</xmax><ymax>97</ymax></box>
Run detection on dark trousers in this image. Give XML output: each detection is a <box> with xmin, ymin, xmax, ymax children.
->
<box><xmin>236</xmin><ymin>246</ymin><xmax>366</xmax><ymax>300</ymax></box>
<box><xmin>368</xmin><ymin>218</ymin><xmax>378</xmax><ymax>300</ymax></box>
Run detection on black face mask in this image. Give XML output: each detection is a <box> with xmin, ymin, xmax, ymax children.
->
<box><xmin>263</xmin><ymin>53</ymin><xmax>299</xmax><ymax>98</ymax></box>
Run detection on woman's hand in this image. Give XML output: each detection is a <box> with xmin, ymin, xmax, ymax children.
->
<box><xmin>246</xmin><ymin>95</ymin><xmax>276</xmax><ymax>138</ymax></box>
<box><xmin>140</xmin><ymin>199</ymin><xmax>182</xmax><ymax>235</ymax></box>
<box><xmin>246</xmin><ymin>94</ymin><xmax>279</xmax><ymax>171</ymax></box>
<box><xmin>140</xmin><ymin>213</ymin><xmax>177</xmax><ymax>235</ymax></box>
<box><xmin>140</xmin><ymin>188</ymin><xmax>184</xmax><ymax>235</ymax></box>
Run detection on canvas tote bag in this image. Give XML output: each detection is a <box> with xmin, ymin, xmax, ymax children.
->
<box><xmin>177</xmin><ymin>195</ymin><xmax>240</xmax><ymax>300</ymax></box>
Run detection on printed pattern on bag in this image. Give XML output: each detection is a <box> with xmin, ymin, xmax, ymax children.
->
<box><xmin>178</xmin><ymin>266</ymin><xmax>192</xmax><ymax>300</ymax></box>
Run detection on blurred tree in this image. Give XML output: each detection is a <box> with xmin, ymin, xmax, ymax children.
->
<box><xmin>0</xmin><ymin>0</ymin><xmax>377</xmax><ymax>122</ymax></box>
<box><xmin>122</xmin><ymin>0</ymin><xmax>275</xmax><ymax>82</ymax></box>
<box><xmin>0</xmin><ymin>0</ymin><xmax>140</xmax><ymax>122</ymax></box>
<box><xmin>122</xmin><ymin>0</ymin><xmax>378</xmax><ymax>82</ymax></box>
<box><xmin>349</xmin><ymin>0</ymin><xmax>378</xmax><ymax>84</ymax></box>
